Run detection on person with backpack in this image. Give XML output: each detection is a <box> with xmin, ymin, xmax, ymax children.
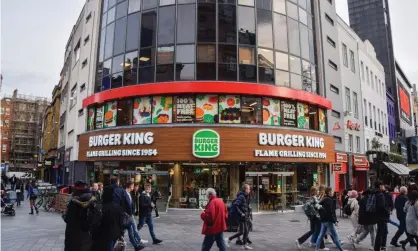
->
<box><xmin>402</xmin><ymin>190</ymin><xmax>418</xmax><ymax>251</ymax></box>
<box><xmin>64</xmin><ymin>180</ymin><xmax>97</xmax><ymax>251</ymax></box>
<box><xmin>391</xmin><ymin>186</ymin><xmax>409</xmax><ymax>247</ymax></box>
<box><xmin>346</xmin><ymin>190</ymin><xmax>360</xmax><ymax>240</ymax></box>
<box><xmin>27</xmin><ymin>180</ymin><xmax>40</xmax><ymax>215</ymax></box>
<box><xmin>372</xmin><ymin>180</ymin><xmax>390</xmax><ymax>251</ymax></box>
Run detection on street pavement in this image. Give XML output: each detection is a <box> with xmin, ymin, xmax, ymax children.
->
<box><xmin>1</xmin><ymin>201</ymin><xmax>416</xmax><ymax>251</ymax></box>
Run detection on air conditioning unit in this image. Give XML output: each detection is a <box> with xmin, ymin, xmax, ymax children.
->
<box><xmin>344</xmin><ymin>111</ymin><xmax>353</xmax><ymax>116</ymax></box>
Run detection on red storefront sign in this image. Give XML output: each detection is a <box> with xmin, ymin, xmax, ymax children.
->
<box><xmin>353</xmin><ymin>154</ymin><xmax>369</xmax><ymax>171</ymax></box>
<box><xmin>333</xmin><ymin>153</ymin><xmax>348</xmax><ymax>173</ymax></box>
<box><xmin>347</xmin><ymin>120</ymin><xmax>360</xmax><ymax>131</ymax></box>
<box><xmin>336</xmin><ymin>153</ymin><xmax>348</xmax><ymax>163</ymax></box>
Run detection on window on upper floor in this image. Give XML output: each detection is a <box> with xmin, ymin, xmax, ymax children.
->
<box><xmin>70</xmin><ymin>84</ymin><xmax>77</xmax><ymax>109</ymax></box>
<box><xmin>356</xmin><ymin>136</ymin><xmax>360</xmax><ymax>153</ymax></box>
<box><xmin>82</xmin><ymin>59</ymin><xmax>88</xmax><ymax>68</ymax></box>
<box><xmin>353</xmin><ymin>92</ymin><xmax>358</xmax><ymax>118</ymax></box>
<box><xmin>328</xmin><ymin>60</ymin><xmax>338</xmax><ymax>71</ymax></box>
<box><xmin>327</xmin><ymin>36</ymin><xmax>336</xmax><ymax>47</ymax></box>
<box><xmin>86</xmin><ymin>12</ymin><xmax>92</xmax><ymax>23</ymax></box>
<box><xmin>361</xmin><ymin>61</ymin><xmax>364</xmax><ymax>80</ymax></box>
<box><xmin>78</xmin><ymin>108</ymin><xmax>84</xmax><ymax>117</ymax></box>
<box><xmin>325</xmin><ymin>14</ymin><xmax>334</xmax><ymax>25</ymax></box>
<box><xmin>370</xmin><ymin>71</ymin><xmax>374</xmax><ymax>89</ymax></box>
<box><xmin>342</xmin><ymin>43</ymin><xmax>348</xmax><ymax>67</ymax></box>
<box><xmin>330</xmin><ymin>84</ymin><xmax>339</xmax><ymax>94</ymax></box>
<box><xmin>345</xmin><ymin>87</ymin><xmax>351</xmax><ymax>112</ymax></box>
<box><xmin>350</xmin><ymin>50</ymin><xmax>355</xmax><ymax>72</ymax></box>
<box><xmin>332</xmin><ymin>110</ymin><xmax>340</xmax><ymax>118</ymax></box>
<box><xmin>334</xmin><ymin>136</ymin><xmax>342</xmax><ymax>144</ymax></box>
<box><xmin>74</xmin><ymin>40</ymin><xmax>80</xmax><ymax>63</ymax></box>
<box><xmin>348</xmin><ymin>134</ymin><xmax>353</xmax><ymax>152</ymax></box>
<box><xmin>84</xmin><ymin>35</ymin><xmax>90</xmax><ymax>45</ymax></box>
<box><xmin>80</xmin><ymin>83</ymin><xmax>86</xmax><ymax>92</ymax></box>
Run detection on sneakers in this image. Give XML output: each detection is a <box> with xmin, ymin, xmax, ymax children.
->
<box><xmin>225</xmin><ymin>238</ymin><xmax>231</xmax><ymax>248</ymax></box>
<box><xmin>246</xmin><ymin>239</ymin><xmax>252</xmax><ymax>244</ymax></box>
<box><xmin>139</xmin><ymin>239</ymin><xmax>148</xmax><ymax>244</ymax></box>
<box><xmin>319</xmin><ymin>248</ymin><xmax>330</xmax><ymax>250</ymax></box>
<box><xmin>153</xmin><ymin>239</ymin><xmax>162</xmax><ymax>245</ymax></box>
<box><xmin>369</xmin><ymin>246</ymin><xmax>374</xmax><ymax>250</ymax></box>
<box><xmin>347</xmin><ymin>236</ymin><xmax>357</xmax><ymax>249</ymax></box>
<box><xmin>295</xmin><ymin>240</ymin><xmax>301</xmax><ymax>250</ymax></box>
<box><xmin>155</xmin><ymin>216</ymin><xmax>160</xmax><ymax>219</ymax></box>
<box><xmin>244</xmin><ymin>244</ymin><xmax>253</xmax><ymax>250</ymax></box>
<box><xmin>134</xmin><ymin>244</ymin><xmax>145</xmax><ymax>251</ymax></box>
<box><xmin>325</xmin><ymin>238</ymin><xmax>333</xmax><ymax>244</ymax></box>
<box><xmin>390</xmin><ymin>241</ymin><xmax>400</xmax><ymax>247</ymax></box>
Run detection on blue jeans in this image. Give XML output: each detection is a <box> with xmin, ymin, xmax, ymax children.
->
<box><xmin>202</xmin><ymin>232</ymin><xmax>227</xmax><ymax>251</ymax></box>
<box><xmin>316</xmin><ymin>222</ymin><xmax>343</xmax><ymax>251</ymax></box>
<box><xmin>138</xmin><ymin>215</ymin><xmax>157</xmax><ymax>241</ymax></box>
<box><xmin>388</xmin><ymin>218</ymin><xmax>399</xmax><ymax>228</ymax></box>
<box><xmin>128</xmin><ymin>216</ymin><xmax>141</xmax><ymax>247</ymax></box>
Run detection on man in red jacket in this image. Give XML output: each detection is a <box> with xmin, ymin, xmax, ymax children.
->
<box><xmin>201</xmin><ymin>188</ymin><xmax>228</xmax><ymax>251</ymax></box>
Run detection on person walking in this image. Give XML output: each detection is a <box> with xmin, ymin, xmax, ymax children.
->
<box><xmin>123</xmin><ymin>181</ymin><xmax>146</xmax><ymax>251</ymax></box>
<box><xmin>226</xmin><ymin>184</ymin><xmax>252</xmax><ymax>250</ymax></box>
<box><xmin>9</xmin><ymin>174</ymin><xmax>17</xmax><ymax>190</ymax></box>
<box><xmin>151</xmin><ymin>189</ymin><xmax>162</xmax><ymax>218</ymax></box>
<box><xmin>391</xmin><ymin>186</ymin><xmax>409</xmax><ymax>247</ymax></box>
<box><xmin>402</xmin><ymin>190</ymin><xmax>418</xmax><ymax>251</ymax></box>
<box><xmin>27</xmin><ymin>180</ymin><xmax>40</xmax><ymax>215</ymax></box>
<box><xmin>91</xmin><ymin>183</ymin><xmax>102</xmax><ymax>202</ymax></box>
<box><xmin>347</xmin><ymin>190</ymin><xmax>360</xmax><ymax>240</ymax></box>
<box><xmin>137</xmin><ymin>183</ymin><xmax>163</xmax><ymax>245</ymax></box>
<box><xmin>372</xmin><ymin>181</ymin><xmax>390</xmax><ymax>251</ymax></box>
<box><xmin>200</xmin><ymin>188</ymin><xmax>228</xmax><ymax>251</ymax></box>
<box><xmin>132</xmin><ymin>184</ymin><xmax>140</xmax><ymax>216</ymax></box>
<box><xmin>64</xmin><ymin>181</ymin><xmax>96</xmax><ymax>251</ymax></box>
<box><xmin>15</xmin><ymin>178</ymin><xmax>24</xmax><ymax>207</ymax></box>
<box><xmin>315</xmin><ymin>187</ymin><xmax>347</xmax><ymax>251</ymax></box>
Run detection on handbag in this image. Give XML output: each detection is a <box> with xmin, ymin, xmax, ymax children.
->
<box><xmin>121</xmin><ymin>212</ymin><xmax>132</xmax><ymax>229</ymax></box>
<box><xmin>114</xmin><ymin>236</ymin><xmax>126</xmax><ymax>251</ymax></box>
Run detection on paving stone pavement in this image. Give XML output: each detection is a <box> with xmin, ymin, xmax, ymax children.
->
<box><xmin>1</xmin><ymin>200</ymin><xmax>416</xmax><ymax>251</ymax></box>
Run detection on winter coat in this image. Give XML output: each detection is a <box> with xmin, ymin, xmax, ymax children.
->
<box><xmin>348</xmin><ymin>198</ymin><xmax>359</xmax><ymax>228</ymax></box>
<box><xmin>404</xmin><ymin>201</ymin><xmax>418</xmax><ymax>236</ymax></box>
<box><xmin>395</xmin><ymin>193</ymin><xmax>408</xmax><ymax>221</ymax></box>
<box><xmin>91</xmin><ymin>190</ymin><xmax>101</xmax><ymax>202</ymax></box>
<box><xmin>319</xmin><ymin>195</ymin><xmax>337</xmax><ymax>223</ymax></box>
<box><xmin>384</xmin><ymin>191</ymin><xmax>394</xmax><ymax>211</ymax></box>
<box><xmin>358</xmin><ymin>195</ymin><xmax>375</xmax><ymax>225</ymax></box>
<box><xmin>232</xmin><ymin>191</ymin><xmax>250</xmax><ymax>222</ymax></box>
<box><xmin>64</xmin><ymin>189</ymin><xmax>95</xmax><ymax>251</ymax></box>
<box><xmin>372</xmin><ymin>189</ymin><xmax>390</xmax><ymax>223</ymax></box>
<box><xmin>138</xmin><ymin>191</ymin><xmax>153</xmax><ymax>217</ymax></box>
<box><xmin>201</xmin><ymin>195</ymin><xmax>228</xmax><ymax>236</ymax></box>
<box><xmin>131</xmin><ymin>190</ymin><xmax>140</xmax><ymax>214</ymax></box>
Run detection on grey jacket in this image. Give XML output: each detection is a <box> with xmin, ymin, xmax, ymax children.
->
<box><xmin>404</xmin><ymin>201</ymin><xmax>418</xmax><ymax>236</ymax></box>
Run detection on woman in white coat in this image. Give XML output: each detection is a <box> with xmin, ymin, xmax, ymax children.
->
<box><xmin>347</xmin><ymin>190</ymin><xmax>360</xmax><ymax>240</ymax></box>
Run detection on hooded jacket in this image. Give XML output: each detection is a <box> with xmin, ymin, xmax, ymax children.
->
<box><xmin>319</xmin><ymin>195</ymin><xmax>337</xmax><ymax>223</ymax></box>
<box><xmin>347</xmin><ymin>197</ymin><xmax>359</xmax><ymax>218</ymax></box>
<box><xmin>358</xmin><ymin>194</ymin><xmax>374</xmax><ymax>225</ymax></box>
<box><xmin>232</xmin><ymin>191</ymin><xmax>249</xmax><ymax>221</ymax></box>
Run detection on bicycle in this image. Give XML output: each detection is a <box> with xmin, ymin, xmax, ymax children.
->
<box><xmin>43</xmin><ymin>193</ymin><xmax>58</xmax><ymax>211</ymax></box>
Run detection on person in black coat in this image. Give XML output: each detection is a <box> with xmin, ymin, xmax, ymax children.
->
<box><xmin>132</xmin><ymin>184</ymin><xmax>140</xmax><ymax>216</ymax></box>
<box><xmin>373</xmin><ymin>181</ymin><xmax>390</xmax><ymax>251</ymax></box>
<box><xmin>227</xmin><ymin>184</ymin><xmax>251</xmax><ymax>247</ymax></box>
<box><xmin>137</xmin><ymin>183</ymin><xmax>162</xmax><ymax>245</ymax></box>
<box><xmin>351</xmin><ymin>189</ymin><xmax>376</xmax><ymax>249</ymax></box>
<box><xmin>390</xmin><ymin>186</ymin><xmax>410</xmax><ymax>247</ymax></box>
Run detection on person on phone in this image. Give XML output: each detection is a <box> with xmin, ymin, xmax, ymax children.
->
<box><xmin>200</xmin><ymin>188</ymin><xmax>228</xmax><ymax>251</ymax></box>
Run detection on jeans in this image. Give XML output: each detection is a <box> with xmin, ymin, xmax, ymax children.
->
<box><xmin>374</xmin><ymin>221</ymin><xmax>388</xmax><ymax>251</ymax></box>
<box><xmin>229</xmin><ymin>221</ymin><xmax>249</xmax><ymax>244</ymax></box>
<box><xmin>138</xmin><ymin>215</ymin><xmax>157</xmax><ymax>241</ymax></box>
<box><xmin>298</xmin><ymin>218</ymin><xmax>325</xmax><ymax>248</ymax></box>
<box><xmin>391</xmin><ymin>218</ymin><xmax>406</xmax><ymax>244</ymax></box>
<box><xmin>128</xmin><ymin>216</ymin><xmax>141</xmax><ymax>247</ymax></box>
<box><xmin>388</xmin><ymin>218</ymin><xmax>400</xmax><ymax>228</ymax></box>
<box><xmin>315</xmin><ymin>222</ymin><xmax>344</xmax><ymax>251</ymax></box>
<box><xmin>356</xmin><ymin>225</ymin><xmax>376</xmax><ymax>246</ymax></box>
<box><xmin>201</xmin><ymin>232</ymin><xmax>227</xmax><ymax>251</ymax></box>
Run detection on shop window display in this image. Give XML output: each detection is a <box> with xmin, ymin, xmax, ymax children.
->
<box><xmin>297</xmin><ymin>102</ymin><xmax>309</xmax><ymax>129</ymax></box>
<box><xmin>87</xmin><ymin>107</ymin><xmax>96</xmax><ymax>130</ymax></box>
<box><xmin>116</xmin><ymin>99</ymin><xmax>133</xmax><ymax>126</ymax></box>
<box><xmin>152</xmin><ymin>96</ymin><xmax>173</xmax><ymax>124</ymax></box>
<box><xmin>219</xmin><ymin>95</ymin><xmax>241</xmax><ymax>124</ymax></box>
<box><xmin>262</xmin><ymin>97</ymin><xmax>280</xmax><ymax>126</ymax></box>
<box><xmin>318</xmin><ymin>108</ymin><xmax>326</xmax><ymax>132</ymax></box>
<box><xmin>281</xmin><ymin>100</ymin><xmax>297</xmax><ymax>127</ymax></box>
<box><xmin>133</xmin><ymin>96</ymin><xmax>152</xmax><ymax>124</ymax></box>
<box><xmin>309</xmin><ymin>106</ymin><xmax>319</xmax><ymax>131</ymax></box>
<box><xmin>174</xmin><ymin>96</ymin><xmax>196</xmax><ymax>123</ymax></box>
<box><xmin>196</xmin><ymin>95</ymin><xmax>219</xmax><ymax>123</ymax></box>
<box><xmin>103</xmin><ymin>101</ymin><xmax>118</xmax><ymax>128</ymax></box>
<box><xmin>241</xmin><ymin>96</ymin><xmax>262</xmax><ymax>124</ymax></box>
<box><xmin>95</xmin><ymin>104</ymin><xmax>105</xmax><ymax>129</ymax></box>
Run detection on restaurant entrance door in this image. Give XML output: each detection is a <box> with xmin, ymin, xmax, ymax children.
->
<box><xmin>245</xmin><ymin>171</ymin><xmax>295</xmax><ymax>213</ymax></box>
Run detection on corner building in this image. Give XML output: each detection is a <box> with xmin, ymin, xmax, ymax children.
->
<box><xmin>81</xmin><ymin>0</ymin><xmax>336</xmax><ymax>212</ymax></box>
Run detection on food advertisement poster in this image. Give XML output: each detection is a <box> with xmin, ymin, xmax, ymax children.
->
<box><xmin>262</xmin><ymin>97</ymin><xmax>281</xmax><ymax>126</ymax></box>
<box><xmin>87</xmin><ymin>107</ymin><xmax>95</xmax><ymax>131</ymax></box>
<box><xmin>219</xmin><ymin>95</ymin><xmax>241</xmax><ymax>124</ymax></box>
<box><xmin>319</xmin><ymin>108</ymin><xmax>326</xmax><ymax>132</ymax></box>
<box><xmin>133</xmin><ymin>96</ymin><xmax>152</xmax><ymax>125</ymax></box>
<box><xmin>398</xmin><ymin>84</ymin><xmax>412</xmax><ymax>124</ymax></box>
<box><xmin>297</xmin><ymin>102</ymin><xmax>309</xmax><ymax>129</ymax></box>
<box><xmin>175</xmin><ymin>96</ymin><xmax>195</xmax><ymax>123</ymax></box>
<box><xmin>152</xmin><ymin>96</ymin><xmax>173</xmax><ymax>124</ymax></box>
<box><xmin>196</xmin><ymin>95</ymin><xmax>218</xmax><ymax>123</ymax></box>
<box><xmin>95</xmin><ymin>105</ymin><xmax>104</xmax><ymax>129</ymax></box>
<box><xmin>281</xmin><ymin>100</ymin><xmax>297</xmax><ymax>127</ymax></box>
<box><xmin>103</xmin><ymin>101</ymin><xmax>117</xmax><ymax>128</ymax></box>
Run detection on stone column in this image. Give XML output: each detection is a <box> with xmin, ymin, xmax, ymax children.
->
<box><xmin>229</xmin><ymin>164</ymin><xmax>240</xmax><ymax>200</ymax></box>
<box><xmin>172</xmin><ymin>163</ymin><xmax>183</xmax><ymax>200</ymax></box>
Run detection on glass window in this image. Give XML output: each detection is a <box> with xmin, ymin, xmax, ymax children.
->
<box><xmin>302</xmin><ymin>74</ymin><xmax>312</xmax><ymax>92</ymax></box>
<box><xmin>103</xmin><ymin>0</ymin><xmax>109</xmax><ymax>12</ymax></box>
<box><xmin>103</xmin><ymin>59</ymin><xmax>112</xmax><ymax>76</ymax></box>
<box><xmin>298</xmin><ymin>0</ymin><xmax>307</xmax><ymax>10</ymax></box>
<box><xmin>259</xmin><ymin>67</ymin><xmax>274</xmax><ymax>84</ymax></box>
<box><xmin>152</xmin><ymin>96</ymin><xmax>173</xmax><ymax>124</ymax></box>
<box><xmin>139</xmin><ymin>47</ymin><xmax>155</xmax><ymax>67</ymax></box>
<box><xmin>124</xmin><ymin>68</ymin><xmax>138</xmax><ymax>85</ymax></box>
<box><xmin>158</xmin><ymin>6</ymin><xmax>175</xmax><ymax>45</ymax></box>
<box><xmin>195</xmin><ymin>95</ymin><xmax>219</xmax><ymax>123</ymax></box>
<box><xmin>342</xmin><ymin>43</ymin><xmax>348</xmax><ymax>67</ymax></box>
<box><xmin>350</xmin><ymin>50</ymin><xmax>355</xmax><ymax>72</ymax></box>
<box><xmin>198</xmin><ymin>3</ymin><xmax>216</xmax><ymax>42</ymax></box>
<box><xmin>218</xmin><ymin>4</ymin><xmax>237</xmax><ymax>44</ymax></box>
<box><xmin>156</xmin><ymin>65</ymin><xmax>174</xmax><ymax>82</ymax></box>
<box><xmin>141</xmin><ymin>11</ymin><xmax>157</xmax><ymax>48</ymax></box>
<box><xmin>126</xmin><ymin>13</ymin><xmax>140</xmax><ymax>51</ymax></box>
<box><xmin>239</xmin><ymin>47</ymin><xmax>255</xmax><ymax>65</ymax></box>
<box><xmin>218</xmin><ymin>64</ymin><xmax>237</xmax><ymax>81</ymax></box>
<box><xmin>299</xmin><ymin>8</ymin><xmax>307</xmax><ymax>25</ymax></box>
<box><xmin>107</xmin><ymin>7</ymin><xmax>116</xmax><ymax>24</ymax></box>
<box><xmin>142</xmin><ymin>0</ymin><xmax>157</xmax><ymax>10</ymax></box>
<box><xmin>176</xmin><ymin>44</ymin><xmax>195</xmax><ymax>63</ymax></box>
<box><xmin>197</xmin><ymin>44</ymin><xmax>216</xmax><ymax>62</ymax></box>
<box><xmin>239</xmin><ymin>65</ymin><xmax>257</xmax><ymax>82</ymax></box>
<box><xmin>197</xmin><ymin>63</ymin><xmax>216</xmax><ymax>80</ymax></box>
<box><xmin>113</xmin><ymin>17</ymin><xmax>127</xmax><ymax>56</ymax></box>
<box><xmin>257</xmin><ymin>9</ymin><xmax>273</xmax><ymax>48</ymax></box>
<box><xmin>345</xmin><ymin>87</ymin><xmax>351</xmax><ymax>112</ymax></box>
<box><xmin>99</xmin><ymin>29</ymin><xmax>106</xmax><ymax>62</ymax></box>
<box><xmin>289</xmin><ymin>55</ymin><xmax>301</xmax><ymax>74</ymax></box>
<box><xmin>301</xmin><ymin>60</ymin><xmax>311</xmax><ymax>78</ymax></box>
<box><xmin>241</xmin><ymin>96</ymin><xmax>262</xmax><ymax>124</ymax></box>
<box><xmin>291</xmin><ymin>73</ymin><xmax>302</xmax><ymax>89</ymax></box>
<box><xmin>275</xmin><ymin>52</ymin><xmax>288</xmax><ymax>71</ymax></box>
<box><xmin>128</xmin><ymin>0</ymin><xmax>141</xmax><ymax>13</ymax></box>
<box><xmin>300</xmin><ymin>24</ymin><xmax>309</xmax><ymax>60</ymax></box>
<box><xmin>176</xmin><ymin>64</ymin><xmax>195</xmax><ymax>80</ymax></box>
<box><xmin>257</xmin><ymin>0</ymin><xmax>272</xmax><ymax>10</ymax></box>
<box><xmin>102</xmin><ymin>75</ymin><xmax>111</xmax><ymax>90</ymax></box>
<box><xmin>102</xmin><ymin>12</ymin><xmax>107</xmax><ymax>29</ymax></box>
<box><xmin>138</xmin><ymin>67</ymin><xmax>154</xmax><ymax>83</ymax></box>
<box><xmin>157</xmin><ymin>46</ymin><xmax>174</xmax><ymax>64</ymax></box>
<box><xmin>112</xmin><ymin>54</ymin><xmax>124</xmax><ymax>73</ymax></box>
<box><xmin>177</xmin><ymin>4</ymin><xmax>196</xmax><ymax>44</ymax></box>
<box><xmin>178</xmin><ymin>0</ymin><xmax>195</xmax><ymax>3</ymax></box>
<box><xmin>281</xmin><ymin>100</ymin><xmax>297</xmax><ymax>127</ymax></box>
<box><xmin>238</xmin><ymin>6</ymin><xmax>256</xmax><ymax>46</ymax></box>
<box><xmin>276</xmin><ymin>70</ymin><xmax>290</xmax><ymax>87</ymax></box>
<box><xmin>108</xmin><ymin>0</ymin><xmax>117</xmax><ymax>8</ymax></box>
<box><xmin>309</xmin><ymin>106</ymin><xmax>318</xmax><ymax>130</ymax></box>
<box><xmin>174</xmin><ymin>96</ymin><xmax>195</xmax><ymax>123</ymax></box>
<box><xmin>117</xmin><ymin>99</ymin><xmax>133</xmax><ymax>126</ymax></box>
<box><xmin>288</xmin><ymin>18</ymin><xmax>300</xmax><ymax>56</ymax></box>
<box><xmin>258</xmin><ymin>48</ymin><xmax>274</xmax><ymax>68</ymax></box>
<box><xmin>287</xmin><ymin>2</ymin><xmax>298</xmax><ymax>20</ymax></box>
<box><xmin>273</xmin><ymin>0</ymin><xmax>286</xmax><ymax>14</ymax></box>
<box><xmin>308</xmin><ymin>29</ymin><xmax>315</xmax><ymax>63</ymax></box>
<box><xmin>111</xmin><ymin>72</ymin><xmax>123</xmax><ymax>88</ymax></box>
<box><xmin>219</xmin><ymin>45</ymin><xmax>237</xmax><ymax>63</ymax></box>
<box><xmin>238</xmin><ymin>0</ymin><xmax>254</xmax><ymax>6</ymax></box>
<box><xmin>274</xmin><ymin>13</ymin><xmax>288</xmax><ymax>52</ymax></box>
<box><xmin>104</xmin><ymin>22</ymin><xmax>115</xmax><ymax>59</ymax></box>
<box><xmin>115</xmin><ymin>1</ymin><xmax>128</xmax><ymax>20</ymax></box>
<box><xmin>219</xmin><ymin>95</ymin><xmax>241</xmax><ymax>123</ymax></box>
<box><xmin>311</xmin><ymin>64</ymin><xmax>316</xmax><ymax>81</ymax></box>
<box><xmin>160</xmin><ymin>0</ymin><xmax>175</xmax><ymax>5</ymax></box>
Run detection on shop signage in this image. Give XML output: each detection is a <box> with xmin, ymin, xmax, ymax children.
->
<box><xmin>175</xmin><ymin>96</ymin><xmax>195</xmax><ymax>123</ymax></box>
<box><xmin>44</xmin><ymin>160</ymin><xmax>52</xmax><ymax>166</ymax></box>
<box><xmin>198</xmin><ymin>188</ymin><xmax>208</xmax><ymax>207</ymax></box>
<box><xmin>333</xmin><ymin>163</ymin><xmax>342</xmax><ymax>172</ymax></box>
<box><xmin>96</xmin><ymin>106</ymin><xmax>104</xmax><ymax>129</ymax></box>
<box><xmin>347</xmin><ymin>120</ymin><xmax>360</xmax><ymax>131</ymax></box>
<box><xmin>333</xmin><ymin>122</ymin><xmax>341</xmax><ymax>131</ymax></box>
<box><xmin>353</xmin><ymin>154</ymin><xmax>369</xmax><ymax>171</ymax></box>
<box><xmin>281</xmin><ymin>101</ymin><xmax>297</xmax><ymax>127</ymax></box>
<box><xmin>335</xmin><ymin>153</ymin><xmax>348</xmax><ymax>163</ymax></box>
<box><xmin>193</xmin><ymin>129</ymin><xmax>220</xmax><ymax>158</ymax></box>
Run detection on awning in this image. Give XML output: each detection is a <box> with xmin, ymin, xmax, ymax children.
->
<box><xmin>383</xmin><ymin>162</ymin><xmax>411</xmax><ymax>176</ymax></box>
<box><xmin>353</xmin><ymin>154</ymin><xmax>369</xmax><ymax>171</ymax></box>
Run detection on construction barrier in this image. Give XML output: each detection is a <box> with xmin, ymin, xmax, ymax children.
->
<box><xmin>53</xmin><ymin>192</ymin><xmax>70</xmax><ymax>213</ymax></box>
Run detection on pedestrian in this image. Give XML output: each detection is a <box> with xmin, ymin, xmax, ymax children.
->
<box><xmin>408</xmin><ymin>178</ymin><xmax>418</xmax><ymax>198</ymax></box>
<box><xmin>98</xmin><ymin>182</ymin><xmax>103</xmax><ymax>194</ymax></box>
<box><xmin>64</xmin><ymin>180</ymin><xmax>96</xmax><ymax>251</ymax></box>
<box><xmin>372</xmin><ymin>180</ymin><xmax>390</xmax><ymax>251</ymax></box>
<box><xmin>384</xmin><ymin>185</ymin><xmax>399</xmax><ymax>229</ymax></box>
<box><xmin>15</xmin><ymin>178</ymin><xmax>24</xmax><ymax>207</ymax></box>
<box><xmin>200</xmin><ymin>188</ymin><xmax>228</xmax><ymax>251</ymax></box>
<box><xmin>295</xmin><ymin>186</ymin><xmax>326</xmax><ymax>250</ymax></box>
<box><xmin>151</xmin><ymin>189</ymin><xmax>162</xmax><ymax>218</ymax></box>
<box><xmin>91</xmin><ymin>183</ymin><xmax>101</xmax><ymax>202</ymax></box>
<box><xmin>402</xmin><ymin>190</ymin><xmax>418</xmax><ymax>251</ymax></box>
<box><xmin>132</xmin><ymin>183</ymin><xmax>140</xmax><ymax>216</ymax></box>
<box><xmin>91</xmin><ymin>186</ymin><xmax>124</xmax><ymax>251</ymax></box>
<box><xmin>318</xmin><ymin>184</ymin><xmax>332</xmax><ymax>244</ymax></box>
<box><xmin>226</xmin><ymin>184</ymin><xmax>252</xmax><ymax>250</ymax></box>
<box><xmin>27</xmin><ymin>180</ymin><xmax>40</xmax><ymax>215</ymax></box>
<box><xmin>123</xmin><ymin>181</ymin><xmax>146</xmax><ymax>251</ymax></box>
<box><xmin>347</xmin><ymin>190</ymin><xmax>360</xmax><ymax>240</ymax></box>
<box><xmin>391</xmin><ymin>186</ymin><xmax>409</xmax><ymax>247</ymax></box>
<box><xmin>137</xmin><ymin>183</ymin><xmax>163</xmax><ymax>245</ymax></box>
<box><xmin>315</xmin><ymin>187</ymin><xmax>347</xmax><ymax>251</ymax></box>
<box><xmin>9</xmin><ymin>174</ymin><xmax>17</xmax><ymax>190</ymax></box>
<box><xmin>349</xmin><ymin>189</ymin><xmax>376</xmax><ymax>250</ymax></box>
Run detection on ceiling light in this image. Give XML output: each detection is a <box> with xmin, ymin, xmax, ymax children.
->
<box><xmin>140</xmin><ymin>57</ymin><xmax>150</xmax><ymax>62</ymax></box>
<box><xmin>249</xmin><ymin>102</ymin><xmax>257</xmax><ymax>106</ymax></box>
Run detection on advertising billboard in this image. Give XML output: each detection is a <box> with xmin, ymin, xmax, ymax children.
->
<box><xmin>398</xmin><ymin>84</ymin><xmax>412</xmax><ymax>124</ymax></box>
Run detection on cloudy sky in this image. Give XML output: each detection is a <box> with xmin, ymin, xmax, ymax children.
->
<box><xmin>1</xmin><ymin>0</ymin><xmax>417</xmax><ymax>98</ymax></box>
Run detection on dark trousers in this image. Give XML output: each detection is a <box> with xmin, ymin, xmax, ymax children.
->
<box><xmin>391</xmin><ymin>218</ymin><xmax>406</xmax><ymax>243</ymax></box>
<box><xmin>201</xmin><ymin>232</ymin><xmax>227</xmax><ymax>251</ymax></box>
<box><xmin>374</xmin><ymin>221</ymin><xmax>388</xmax><ymax>251</ymax></box>
<box><xmin>405</xmin><ymin>231</ymin><xmax>418</xmax><ymax>247</ymax></box>
<box><xmin>229</xmin><ymin>221</ymin><xmax>248</xmax><ymax>244</ymax></box>
<box><xmin>298</xmin><ymin>218</ymin><xmax>325</xmax><ymax>248</ymax></box>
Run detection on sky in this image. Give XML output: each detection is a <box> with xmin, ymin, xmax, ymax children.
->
<box><xmin>0</xmin><ymin>0</ymin><xmax>417</xmax><ymax>98</ymax></box>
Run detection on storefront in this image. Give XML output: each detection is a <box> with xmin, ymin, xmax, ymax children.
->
<box><xmin>351</xmin><ymin>154</ymin><xmax>369</xmax><ymax>192</ymax></box>
<box><xmin>332</xmin><ymin>152</ymin><xmax>348</xmax><ymax>192</ymax></box>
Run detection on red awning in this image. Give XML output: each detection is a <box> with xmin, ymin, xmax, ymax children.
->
<box><xmin>353</xmin><ymin>155</ymin><xmax>369</xmax><ymax>171</ymax></box>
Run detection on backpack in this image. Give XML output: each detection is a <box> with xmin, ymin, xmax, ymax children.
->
<box><xmin>365</xmin><ymin>194</ymin><xmax>376</xmax><ymax>213</ymax></box>
<box><xmin>343</xmin><ymin>203</ymin><xmax>353</xmax><ymax>216</ymax></box>
<box><xmin>303</xmin><ymin>198</ymin><xmax>318</xmax><ymax>219</ymax></box>
<box><xmin>32</xmin><ymin>187</ymin><xmax>40</xmax><ymax>196</ymax></box>
<box><xmin>86</xmin><ymin>200</ymin><xmax>102</xmax><ymax>234</ymax></box>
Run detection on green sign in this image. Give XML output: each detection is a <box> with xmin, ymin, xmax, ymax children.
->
<box><xmin>193</xmin><ymin>129</ymin><xmax>220</xmax><ymax>158</ymax></box>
